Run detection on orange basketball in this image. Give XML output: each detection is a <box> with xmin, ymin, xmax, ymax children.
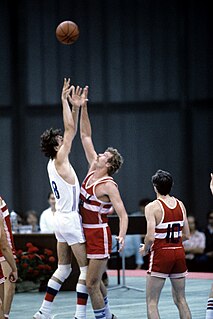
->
<box><xmin>56</xmin><ymin>21</ymin><xmax>79</xmax><ymax>45</ymax></box>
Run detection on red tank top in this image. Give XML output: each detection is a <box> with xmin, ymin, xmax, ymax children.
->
<box><xmin>79</xmin><ymin>171</ymin><xmax>117</xmax><ymax>226</ymax></box>
<box><xmin>152</xmin><ymin>198</ymin><xmax>184</xmax><ymax>250</ymax></box>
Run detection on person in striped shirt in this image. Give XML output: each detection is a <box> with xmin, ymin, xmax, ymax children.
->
<box><xmin>140</xmin><ymin>169</ymin><xmax>191</xmax><ymax>319</ymax></box>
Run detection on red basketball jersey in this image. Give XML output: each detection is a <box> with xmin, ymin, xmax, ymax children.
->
<box><xmin>79</xmin><ymin>171</ymin><xmax>116</xmax><ymax>225</ymax></box>
<box><xmin>0</xmin><ymin>198</ymin><xmax>16</xmax><ymax>261</ymax></box>
<box><xmin>151</xmin><ymin>198</ymin><xmax>184</xmax><ymax>251</ymax></box>
<box><xmin>79</xmin><ymin>171</ymin><xmax>116</xmax><ymax>258</ymax></box>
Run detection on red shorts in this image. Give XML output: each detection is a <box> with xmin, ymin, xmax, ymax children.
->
<box><xmin>83</xmin><ymin>224</ymin><xmax>112</xmax><ymax>259</ymax></box>
<box><xmin>148</xmin><ymin>247</ymin><xmax>187</xmax><ymax>278</ymax></box>
<box><xmin>0</xmin><ymin>265</ymin><xmax>5</xmax><ymax>284</ymax></box>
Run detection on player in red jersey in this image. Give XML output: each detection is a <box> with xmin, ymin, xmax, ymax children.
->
<box><xmin>140</xmin><ymin>169</ymin><xmax>191</xmax><ymax>319</ymax></box>
<box><xmin>0</xmin><ymin>197</ymin><xmax>17</xmax><ymax>319</ymax></box>
<box><xmin>0</xmin><ymin>197</ymin><xmax>16</xmax><ymax>319</ymax></box>
<box><xmin>79</xmin><ymin>86</ymin><xmax>128</xmax><ymax>319</ymax></box>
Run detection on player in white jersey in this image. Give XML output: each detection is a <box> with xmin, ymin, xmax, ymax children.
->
<box><xmin>33</xmin><ymin>79</ymin><xmax>89</xmax><ymax>319</ymax></box>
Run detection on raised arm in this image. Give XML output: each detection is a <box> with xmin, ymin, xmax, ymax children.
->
<box><xmin>56</xmin><ymin>78</ymin><xmax>77</xmax><ymax>164</ymax></box>
<box><xmin>105</xmin><ymin>182</ymin><xmax>128</xmax><ymax>251</ymax></box>
<box><xmin>80</xmin><ymin>87</ymin><xmax>97</xmax><ymax>168</ymax></box>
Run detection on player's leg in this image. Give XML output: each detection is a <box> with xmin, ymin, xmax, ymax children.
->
<box><xmin>33</xmin><ymin>241</ymin><xmax>71</xmax><ymax>319</ymax></box>
<box><xmin>205</xmin><ymin>283</ymin><xmax>213</xmax><ymax>319</ymax></box>
<box><xmin>170</xmin><ymin>277</ymin><xmax>191</xmax><ymax>319</ymax></box>
<box><xmin>146</xmin><ymin>275</ymin><xmax>165</xmax><ymax>319</ymax></box>
<box><xmin>86</xmin><ymin>259</ymin><xmax>108</xmax><ymax>319</ymax></box>
<box><xmin>71</xmin><ymin>243</ymin><xmax>88</xmax><ymax>319</ymax></box>
<box><xmin>100</xmin><ymin>281</ymin><xmax>117</xmax><ymax>319</ymax></box>
<box><xmin>1</xmin><ymin>260</ymin><xmax>16</xmax><ymax>319</ymax></box>
<box><xmin>0</xmin><ymin>281</ymin><xmax>4</xmax><ymax>319</ymax></box>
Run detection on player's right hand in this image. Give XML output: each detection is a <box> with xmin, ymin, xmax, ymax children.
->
<box><xmin>9</xmin><ymin>271</ymin><xmax>18</xmax><ymax>283</ymax></box>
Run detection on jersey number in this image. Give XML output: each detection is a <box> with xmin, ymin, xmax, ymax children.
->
<box><xmin>166</xmin><ymin>223</ymin><xmax>180</xmax><ymax>243</ymax></box>
<box><xmin>52</xmin><ymin>181</ymin><xmax>60</xmax><ymax>199</ymax></box>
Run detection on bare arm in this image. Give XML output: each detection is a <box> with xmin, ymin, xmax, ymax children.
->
<box><xmin>179</xmin><ymin>201</ymin><xmax>190</xmax><ymax>242</ymax></box>
<box><xmin>139</xmin><ymin>202</ymin><xmax>156</xmax><ymax>256</ymax></box>
<box><xmin>105</xmin><ymin>182</ymin><xmax>128</xmax><ymax>251</ymax></box>
<box><xmin>0</xmin><ymin>218</ymin><xmax>18</xmax><ymax>282</ymax></box>
<box><xmin>56</xmin><ymin>78</ymin><xmax>76</xmax><ymax>165</ymax></box>
<box><xmin>80</xmin><ymin>87</ymin><xmax>97</xmax><ymax>169</ymax></box>
<box><xmin>210</xmin><ymin>173</ymin><xmax>213</xmax><ymax>195</ymax></box>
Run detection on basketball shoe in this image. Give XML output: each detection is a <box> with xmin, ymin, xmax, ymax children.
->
<box><xmin>33</xmin><ymin>310</ymin><xmax>53</xmax><ymax>319</ymax></box>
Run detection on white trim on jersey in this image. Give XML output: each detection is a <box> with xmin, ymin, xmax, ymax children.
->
<box><xmin>154</xmin><ymin>231</ymin><xmax>183</xmax><ymax>239</ymax></box>
<box><xmin>82</xmin><ymin>202</ymin><xmax>112</xmax><ymax>214</ymax></box>
<box><xmin>156</xmin><ymin>200</ymin><xmax>165</xmax><ymax>226</ymax></box>
<box><xmin>156</xmin><ymin>220</ymin><xmax>184</xmax><ymax>229</ymax></box>
<box><xmin>83</xmin><ymin>223</ymin><xmax>108</xmax><ymax>228</ymax></box>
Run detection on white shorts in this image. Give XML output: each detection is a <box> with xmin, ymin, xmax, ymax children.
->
<box><xmin>53</xmin><ymin>211</ymin><xmax>85</xmax><ymax>246</ymax></box>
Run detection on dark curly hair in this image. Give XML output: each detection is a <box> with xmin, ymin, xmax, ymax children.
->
<box><xmin>105</xmin><ymin>147</ymin><xmax>124</xmax><ymax>176</ymax></box>
<box><xmin>40</xmin><ymin>128</ymin><xmax>62</xmax><ymax>159</ymax></box>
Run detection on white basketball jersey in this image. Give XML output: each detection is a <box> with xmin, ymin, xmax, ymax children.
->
<box><xmin>47</xmin><ymin>159</ymin><xmax>80</xmax><ymax>214</ymax></box>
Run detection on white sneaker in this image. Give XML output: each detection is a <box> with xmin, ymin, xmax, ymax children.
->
<box><xmin>33</xmin><ymin>311</ymin><xmax>53</xmax><ymax>319</ymax></box>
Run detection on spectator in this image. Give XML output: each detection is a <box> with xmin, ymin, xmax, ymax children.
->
<box><xmin>39</xmin><ymin>192</ymin><xmax>56</xmax><ymax>233</ymax></box>
<box><xmin>183</xmin><ymin>215</ymin><xmax>206</xmax><ymax>271</ymax></box>
<box><xmin>26</xmin><ymin>210</ymin><xmax>39</xmax><ymax>233</ymax></box>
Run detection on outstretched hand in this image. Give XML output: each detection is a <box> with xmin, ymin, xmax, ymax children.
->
<box><xmin>68</xmin><ymin>85</ymin><xmax>89</xmax><ymax>108</ymax></box>
<box><xmin>61</xmin><ymin>78</ymin><xmax>72</xmax><ymax>101</ymax></box>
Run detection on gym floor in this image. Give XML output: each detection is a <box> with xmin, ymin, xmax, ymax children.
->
<box><xmin>10</xmin><ymin>270</ymin><xmax>213</xmax><ymax>319</ymax></box>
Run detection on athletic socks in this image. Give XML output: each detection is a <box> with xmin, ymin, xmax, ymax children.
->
<box><xmin>94</xmin><ymin>307</ymin><xmax>106</xmax><ymax>319</ymax></box>
<box><xmin>206</xmin><ymin>298</ymin><xmax>213</xmax><ymax>319</ymax></box>
<box><xmin>104</xmin><ymin>296</ymin><xmax>112</xmax><ymax>319</ymax></box>
<box><xmin>39</xmin><ymin>279</ymin><xmax>61</xmax><ymax>316</ymax></box>
<box><xmin>74</xmin><ymin>283</ymin><xmax>88</xmax><ymax>319</ymax></box>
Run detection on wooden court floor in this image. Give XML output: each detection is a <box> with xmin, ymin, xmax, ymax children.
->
<box><xmin>9</xmin><ymin>270</ymin><xmax>213</xmax><ymax>319</ymax></box>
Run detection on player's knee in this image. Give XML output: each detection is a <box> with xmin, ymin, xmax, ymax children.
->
<box><xmin>86</xmin><ymin>276</ymin><xmax>99</xmax><ymax>293</ymax></box>
<box><xmin>79</xmin><ymin>266</ymin><xmax>88</xmax><ymax>281</ymax></box>
<box><xmin>53</xmin><ymin>264</ymin><xmax>72</xmax><ymax>282</ymax></box>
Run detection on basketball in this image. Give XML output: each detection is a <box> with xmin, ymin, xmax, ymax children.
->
<box><xmin>56</xmin><ymin>21</ymin><xmax>80</xmax><ymax>45</ymax></box>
